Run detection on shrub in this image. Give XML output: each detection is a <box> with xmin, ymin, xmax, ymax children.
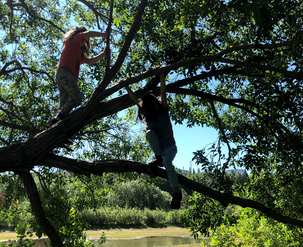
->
<box><xmin>77</xmin><ymin>207</ymin><xmax>187</xmax><ymax>228</ymax></box>
<box><xmin>201</xmin><ymin>207</ymin><xmax>303</xmax><ymax>247</ymax></box>
<box><xmin>106</xmin><ymin>180</ymin><xmax>171</xmax><ymax>210</ymax></box>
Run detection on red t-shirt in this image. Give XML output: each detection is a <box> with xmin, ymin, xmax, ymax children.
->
<box><xmin>57</xmin><ymin>32</ymin><xmax>86</xmax><ymax>81</ymax></box>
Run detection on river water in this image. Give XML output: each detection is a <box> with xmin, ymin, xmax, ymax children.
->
<box><xmin>1</xmin><ymin>236</ymin><xmax>205</xmax><ymax>246</ymax></box>
<box><xmin>102</xmin><ymin>236</ymin><xmax>204</xmax><ymax>246</ymax></box>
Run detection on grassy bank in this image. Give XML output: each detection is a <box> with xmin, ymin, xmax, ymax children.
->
<box><xmin>87</xmin><ymin>227</ymin><xmax>197</xmax><ymax>240</ymax></box>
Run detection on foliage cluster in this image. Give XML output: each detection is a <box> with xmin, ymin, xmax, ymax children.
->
<box><xmin>201</xmin><ymin>208</ymin><xmax>303</xmax><ymax>247</ymax></box>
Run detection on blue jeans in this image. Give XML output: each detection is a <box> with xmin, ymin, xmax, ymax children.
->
<box><xmin>146</xmin><ymin>129</ymin><xmax>179</xmax><ymax>188</ymax></box>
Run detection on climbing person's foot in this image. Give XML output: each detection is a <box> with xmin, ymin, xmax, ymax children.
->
<box><xmin>148</xmin><ymin>157</ymin><xmax>163</xmax><ymax>167</ymax></box>
<box><xmin>48</xmin><ymin>118</ymin><xmax>58</xmax><ymax>127</ymax></box>
<box><xmin>171</xmin><ymin>191</ymin><xmax>182</xmax><ymax>210</ymax></box>
<box><xmin>48</xmin><ymin>112</ymin><xmax>64</xmax><ymax>128</ymax></box>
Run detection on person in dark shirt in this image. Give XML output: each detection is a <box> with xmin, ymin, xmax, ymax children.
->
<box><xmin>120</xmin><ymin>73</ymin><xmax>182</xmax><ymax>209</ymax></box>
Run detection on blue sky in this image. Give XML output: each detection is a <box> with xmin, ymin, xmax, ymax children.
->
<box><xmin>121</xmin><ymin>109</ymin><xmax>221</xmax><ymax>172</ymax></box>
<box><xmin>172</xmin><ymin>123</ymin><xmax>218</xmax><ymax>171</ymax></box>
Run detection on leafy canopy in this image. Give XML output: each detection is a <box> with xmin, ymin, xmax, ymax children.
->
<box><xmin>1</xmin><ymin>0</ymin><xmax>303</xmax><ymax>244</ymax></box>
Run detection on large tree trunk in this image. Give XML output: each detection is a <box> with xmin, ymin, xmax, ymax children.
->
<box><xmin>17</xmin><ymin>171</ymin><xmax>64</xmax><ymax>247</ymax></box>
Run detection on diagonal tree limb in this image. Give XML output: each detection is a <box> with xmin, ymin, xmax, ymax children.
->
<box><xmin>41</xmin><ymin>154</ymin><xmax>303</xmax><ymax>228</ymax></box>
<box><xmin>88</xmin><ymin>0</ymin><xmax>147</xmax><ymax>103</ymax></box>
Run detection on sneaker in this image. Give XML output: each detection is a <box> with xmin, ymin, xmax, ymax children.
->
<box><xmin>171</xmin><ymin>192</ymin><xmax>182</xmax><ymax>210</ymax></box>
<box><xmin>148</xmin><ymin>158</ymin><xmax>163</xmax><ymax>167</ymax></box>
<box><xmin>48</xmin><ymin>118</ymin><xmax>58</xmax><ymax>127</ymax></box>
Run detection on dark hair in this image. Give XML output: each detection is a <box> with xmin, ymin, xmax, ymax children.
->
<box><xmin>138</xmin><ymin>94</ymin><xmax>161</xmax><ymax>121</ymax></box>
<box><xmin>63</xmin><ymin>26</ymin><xmax>91</xmax><ymax>57</ymax></box>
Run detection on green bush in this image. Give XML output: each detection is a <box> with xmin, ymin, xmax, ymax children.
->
<box><xmin>0</xmin><ymin>201</ymin><xmax>34</xmax><ymax>230</ymax></box>
<box><xmin>201</xmin><ymin>207</ymin><xmax>303</xmax><ymax>247</ymax></box>
<box><xmin>77</xmin><ymin>207</ymin><xmax>186</xmax><ymax>228</ymax></box>
<box><xmin>106</xmin><ymin>180</ymin><xmax>172</xmax><ymax>210</ymax></box>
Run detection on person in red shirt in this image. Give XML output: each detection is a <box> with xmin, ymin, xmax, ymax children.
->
<box><xmin>48</xmin><ymin>26</ymin><xmax>109</xmax><ymax>127</ymax></box>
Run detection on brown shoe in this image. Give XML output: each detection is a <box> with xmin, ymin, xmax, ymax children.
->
<box><xmin>48</xmin><ymin>118</ymin><xmax>58</xmax><ymax>127</ymax></box>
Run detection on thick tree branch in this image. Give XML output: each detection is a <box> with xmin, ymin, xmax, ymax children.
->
<box><xmin>94</xmin><ymin>64</ymin><xmax>258</xmax><ymax>112</ymax></box>
<box><xmin>41</xmin><ymin>155</ymin><xmax>303</xmax><ymax>228</ymax></box>
<box><xmin>113</xmin><ymin>55</ymin><xmax>300</xmax><ymax>98</ymax></box>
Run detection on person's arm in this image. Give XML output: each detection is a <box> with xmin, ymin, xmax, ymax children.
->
<box><xmin>82</xmin><ymin>31</ymin><xmax>108</xmax><ymax>40</ymax></box>
<box><xmin>118</xmin><ymin>79</ymin><xmax>140</xmax><ymax>106</ymax></box>
<box><xmin>159</xmin><ymin>73</ymin><xmax>168</xmax><ymax>108</ymax></box>
<box><xmin>83</xmin><ymin>46</ymin><xmax>110</xmax><ymax>65</ymax></box>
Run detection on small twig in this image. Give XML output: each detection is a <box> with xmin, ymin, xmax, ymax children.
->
<box><xmin>3</xmin><ymin>66</ymin><xmax>55</xmax><ymax>84</ymax></box>
<box><xmin>77</xmin><ymin>0</ymin><xmax>108</xmax><ymax>24</ymax></box>
<box><xmin>0</xmin><ymin>119</ymin><xmax>40</xmax><ymax>135</ymax></box>
<box><xmin>0</xmin><ymin>136</ymin><xmax>10</xmax><ymax>146</ymax></box>
<box><xmin>0</xmin><ymin>60</ymin><xmax>18</xmax><ymax>76</ymax></box>
<box><xmin>209</xmin><ymin>100</ymin><xmax>231</xmax><ymax>188</ymax></box>
<box><xmin>17</xmin><ymin>0</ymin><xmax>65</xmax><ymax>33</ymax></box>
<box><xmin>106</xmin><ymin>0</ymin><xmax>114</xmax><ymax>72</ymax></box>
